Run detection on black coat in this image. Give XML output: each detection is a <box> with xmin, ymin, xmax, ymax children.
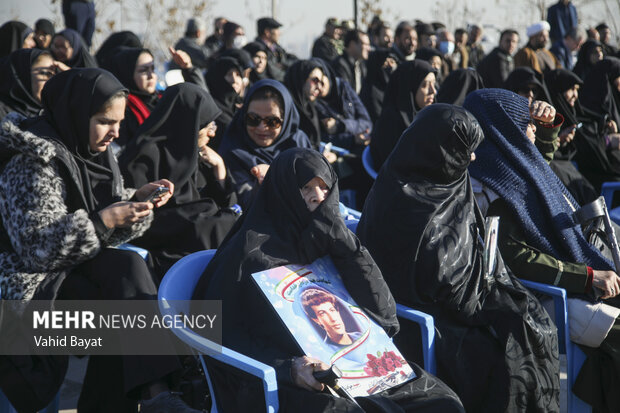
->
<box><xmin>331</xmin><ymin>52</ymin><xmax>366</xmax><ymax>93</ymax></box>
<box><xmin>119</xmin><ymin>83</ymin><xmax>238</xmax><ymax>278</ymax></box>
<box><xmin>358</xmin><ymin>104</ymin><xmax>560</xmax><ymax>412</ymax></box>
<box><xmin>476</xmin><ymin>47</ymin><xmax>514</xmax><ymax>88</ymax></box>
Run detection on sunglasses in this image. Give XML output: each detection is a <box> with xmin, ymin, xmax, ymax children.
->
<box><xmin>245</xmin><ymin>112</ymin><xmax>283</xmax><ymax>129</ymax></box>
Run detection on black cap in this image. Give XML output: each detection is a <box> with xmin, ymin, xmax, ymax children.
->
<box><xmin>257</xmin><ymin>17</ymin><xmax>282</xmax><ymax>34</ymax></box>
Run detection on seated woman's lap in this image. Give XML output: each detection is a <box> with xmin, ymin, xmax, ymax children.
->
<box><xmin>58</xmin><ymin>248</ymin><xmax>157</xmax><ymax>300</ymax></box>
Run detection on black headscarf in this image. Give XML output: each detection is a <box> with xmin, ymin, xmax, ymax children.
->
<box><xmin>221</xmin><ymin>48</ymin><xmax>254</xmax><ymax>71</ymax></box>
<box><xmin>503</xmin><ymin>67</ymin><xmax>551</xmax><ymax>102</ymax></box>
<box><xmin>52</xmin><ymin>29</ymin><xmax>97</xmax><ymax>68</ymax></box>
<box><xmin>106</xmin><ymin>47</ymin><xmax>159</xmax><ymax>108</ymax></box>
<box><xmin>580</xmin><ymin>57</ymin><xmax>620</xmax><ymax>127</ymax></box>
<box><xmin>0</xmin><ymin>48</ymin><xmax>49</xmax><ymax>117</ymax></box>
<box><xmin>24</xmin><ymin>68</ymin><xmax>127</xmax><ymax>212</ymax></box>
<box><xmin>34</xmin><ymin>19</ymin><xmax>55</xmax><ymax>37</ymax></box>
<box><xmin>572</xmin><ymin>39</ymin><xmax>602</xmax><ymax>81</ymax></box>
<box><xmin>357</xmin><ymin>103</ymin><xmax>560</xmax><ymax>412</ymax></box>
<box><xmin>369</xmin><ymin>60</ymin><xmax>436</xmax><ymax>169</ymax></box>
<box><xmin>95</xmin><ymin>31</ymin><xmax>142</xmax><ymax>70</ymax></box>
<box><xmin>243</xmin><ymin>41</ymin><xmax>269</xmax><ymax>83</ymax></box>
<box><xmin>359</xmin><ymin>48</ymin><xmax>399</xmax><ymax>123</ymax></box>
<box><xmin>545</xmin><ymin>68</ymin><xmax>584</xmax><ymax>127</ymax></box>
<box><xmin>120</xmin><ymin>83</ymin><xmax>221</xmax><ymax>203</ymax></box>
<box><xmin>284</xmin><ymin>59</ymin><xmax>324</xmax><ymax>149</ymax></box>
<box><xmin>436</xmin><ymin>68</ymin><xmax>485</xmax><ymax>106</ymax></box>
<box><xmin>206</xmin><ymin>57</ymin><xmax>243</xmax><ymax>123</ymax></box>
<box><xmin>0</xmin><ymin>21</ymin><xmax>33</xmax><ymax>58</ymax></box>
<box><xmin>219</xmin><ymin>79</ymin><xmax>311</xmax><ymax>206</ymax></box>
<box><xmin>193</xmin><ymin>148</ymin><xmax>399</xmax><ymax>373</ymax></box>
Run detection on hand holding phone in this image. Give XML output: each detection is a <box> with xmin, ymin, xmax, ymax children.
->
<box><xmin>146</xmin><ymin>186</ymin><xmax>170</xmax><ymax>204</ymax></box>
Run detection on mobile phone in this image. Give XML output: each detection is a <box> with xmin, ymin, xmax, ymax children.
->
<box><xmin>574</xmin><ymin>122</ymin><xmax>583</xmax><ymax>131</ymax></box>
<box><xmin>323</xmin><ymin>142</ymin><xmax>333</xmax><ymax>153</ymax></box>
<box><xmin>145</xmin><ymin>186</ymin><xmax>169</xmax><ymax>203</ymax></box>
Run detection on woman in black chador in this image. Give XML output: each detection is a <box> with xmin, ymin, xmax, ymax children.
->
<box><xmin>0</xmin><ymin>68</ymin><xmax>198</xmax><ymax>412</ymax></box>
<box><xmin>580</xmin><ymin>57</ymin><xmax>620</xmax><ymax>130</ymax></box>
<box><xmin>193</xmin><ymin>147</ymin><xmax>465</xmax><ymax>413</ymax></box>
<box><xmin>0</xmin><ymin>48</ymin><xmax>57</xmax><ymax>119</ymax></box>
<box><xmin>205</xmin><ymin>56</ymin><xmax>244</xmax><ymax>150</ymax></box>
<box><xmin>120</xmin><ymin>82</ymin><xmax>238</xmax><ymax>281</ymax></box>
<box><xmin>544</xmin><ymin>69</ymin><xmax>605</xmax><ymax>200</ymax></box>
<box><xmin>359</xmin><ymin>48</ymin><xmax>399</xmax><ymax>123</ymax></box>
<box><xmin>369</xmin><ymin>60</ymin><xmax>436</xmax><ymax>170</ymax></box>
<box><xmin>357</xmin><ymin>104</ymin><xmax>560</xmax><ymax>412</ymax></box>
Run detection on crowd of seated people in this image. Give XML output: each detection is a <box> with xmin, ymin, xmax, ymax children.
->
<box><xmin>1</xmin><ymin>7</ymin><xmax>620</xmax><ymax>412</ymax></box>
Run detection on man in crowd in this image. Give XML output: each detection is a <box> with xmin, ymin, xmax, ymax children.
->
<box><xmin>204</xmin><ymin>17</ymin><xmax>227</xmax><ymax>56</ymax></box>
<box><xmin>392</xmin><ymin>21</ymin><xmax>417</xmax><ymax>61</ymax></box>
<box><xmin>476</xmin><ymin>29</ymin><xmax>519</xmax><ymax>88</ymax></box>
<box><xmin>514</xmin><ymin>21</ymin><xmax>560</xmax><ymax>74</ymax></box>
<box><xmin>597</xmin><ymin>23</ymin><xmax>617</xmax><ymax>55</ymax></box>
<box><xmin>170</xmin><ymin>18</ymin><xmax>211</xmax><ymax>70</ymax></box>
<box><xmin>550</xmin><ymin>26</ymin><xmax>585</xmax><ymax>69</ymax></box>
<box><xmin>467</xmin><ymin>25</ymin><xmax>485</xmax><ymax>68</ymax></box>
<box><xmin>62</xmin><ymin>0</ymin><xmax>95</xmax><ymax>47</ymax></box>
<box><xmin>370</xmin><ymin>21</ymin><xmax>393</xmax><ymax>49</ymax></box>
<box><xmin>332</xmin><ymin>29</ymin><xmax>371</xmax><ymax>94</ymax></box>
<box><xmin>312</xmin><ymin>18</ymin><xmax>344</xmax><ymax>61</ymax></box>
<box><xmin>256</xmin><ymin>17</ymin><xmax>298</xmax><ymax>80</ymax></box>
<box><xmin>547</xmin><ymin>0</ymin><xmax>578</xmax><ymax>43</ymax></box>
<box><xmin>416</xmin><ymin>22</ymin><xmax>437</xmax><ymax>50</ymax></box>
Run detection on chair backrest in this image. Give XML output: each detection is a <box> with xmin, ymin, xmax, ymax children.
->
<box><xmin>158</xmin><ymin>250</ymin><xmax>279</xmax><ymax>413</ymax></box>
<box><xmin>362</xmin><ymin>146</ymin><xmax>378</xmax><ymax>179</ymax></box>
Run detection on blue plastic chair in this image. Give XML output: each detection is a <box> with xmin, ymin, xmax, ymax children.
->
<box><xmin>158</xmin><ymin>250</ymin><xmax>279</xmax><ymax>413</ymax></box>
<box><xmin>344</xmin><ymin>219</ymin><xmax>436</xmax><ymax>374</ymax></box>
<box><xmin>362</xmin><ymin>146</ymin><xmax>378</xmax><ymax>180</ymax></box>
<box><xmin>519</xmin><ymin>279</ymin><xmax>591</xmax><ymax>413</ymax></box>
<box><xmin>600</xmin><ymin>181</ymin><xmax>620</xmax><ymax>224</ymax></box>
<box><xmin>339</xmin><ymin>203</ymin><xmax>362</xmax><ymax>220</ymax></box>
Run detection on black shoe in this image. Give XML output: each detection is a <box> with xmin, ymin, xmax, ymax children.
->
<box><xmin>139</xmin><ymin>391</ymin><xmax>202</xmax><ymax>413</ymax></box>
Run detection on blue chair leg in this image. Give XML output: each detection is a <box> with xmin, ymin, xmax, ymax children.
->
<box><xmin>569</xmin><ymin>343</ymin><xmax>592</xmax><ymax>413</ymax></box>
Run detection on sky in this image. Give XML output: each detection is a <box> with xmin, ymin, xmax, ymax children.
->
<box><xmin>1</xmin><ymin>0</ymin><xmax>616</xmax><ymax>62</ymax></box>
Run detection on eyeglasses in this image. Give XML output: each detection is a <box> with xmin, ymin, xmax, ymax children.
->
<box><xmin>245</xmin><ymin>112</ymin><xmax>283</xmax><ymax>129</ymax></box>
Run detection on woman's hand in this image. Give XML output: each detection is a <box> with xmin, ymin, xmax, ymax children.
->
<box><xmin>98</xmin><ymin>201</ymin><xmax>153</xmax><ymax>229</ymax></box>
<box><xmin>558</xmin><ymin>125</ymin><xmax>576</xmax><ymax>146</ymax></box>
<box><xmin>135</xmin><ymin>179</ymin><xmax>174</xmax><ymax>207</ymax></box>
<box><xmin>321</xmin><ymin>118</ymin><xmax>338</xmax><ymax>134</ymax></box>
<box><xmin>592</xmin><ymin>270</ymin><xmax>620</xmax><ymax>299</ymax></box>
<box><xmin>200</xmin><ymin>145</ymin><xmax>227</xmax><ymax>181</ymax></box>
<box><xmin>169</xmin><ymin>46</ymin><xmax>193</xmax><ymax>69</ymax></box>
<box><xmin>51</xmin><ymin>60</ymin><xmax>70</xmax><ymax>72</ymax></box>
<box><xmin>607</xmin><ymin>120</ymin><xmax>618</xmax><ymax>134</ymax></box>
<box><xmin>251</xmin><ymin>164</ymin><xmax>270</xmax><ymax>185</ymax></box>
<box><xmin>529</xmin><ymin>100</ymin><xmax>556</xmax><ymax>124</ymax></box>
<box><xmin>291</xmin><ymin>356</ymin><xmax>329</xmax><ymax>392</ymax></box>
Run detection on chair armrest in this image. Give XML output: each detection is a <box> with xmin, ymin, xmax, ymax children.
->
<box><xmin>396</xmin><ymin>304</ymin><xmax>436</xmax><ymax>374</ymax></box>
<box><xmin>319</xmin><ymin>142</ymin><xmax>350</xmax><ymax>156</ymax></box>
<box><xmin>362</xmin><ymin>146</ymin><xmax>377</xmax><ymax>179</ymax></box>
<box><xmin>159</xmin><ymin>299</ymin><xmax>279</xmax><ymax>412</ymax></box>
<box><xmin>519</xmin><ymin>279</ymin><xmax>569</xmax><ymax>354</ymax></box>
<box><xmin>117</xmin><ymin>243</ymin><xmax>149</xmax><ymax>260</ymax></box>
